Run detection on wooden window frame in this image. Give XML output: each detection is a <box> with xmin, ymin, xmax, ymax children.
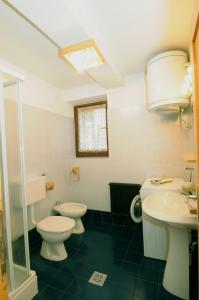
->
<box><xmin>74</xmin><ymin>100</ymin><xmax>109</xmax><ymax>157</ymax></box>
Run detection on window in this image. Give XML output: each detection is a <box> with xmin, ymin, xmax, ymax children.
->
<box><xmin>74</xmin><ymin>101</ymin><xmax>109</xmax><ymax>157</ymax></box>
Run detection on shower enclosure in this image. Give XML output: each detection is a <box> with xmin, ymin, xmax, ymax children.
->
<box><xmin>0</xmin><ymin>66</ymin><xmax>37</xmax><ymax>300</ymax></box>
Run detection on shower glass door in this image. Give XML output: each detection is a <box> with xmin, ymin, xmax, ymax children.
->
<box><xmin>0</xmin><ymin>70</ymin><xmax>30</xmax><ymax>293</ymax></box>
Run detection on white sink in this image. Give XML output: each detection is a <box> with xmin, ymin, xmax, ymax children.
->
<box><xmin>142</xmin><ymin>191</ymin><xmax>197</xmax><ymax>229</ymax></box>
<box><xmin>142</xmin><ymin>191</ymin><xmax>197</xmax><ymax>300</ymax></box>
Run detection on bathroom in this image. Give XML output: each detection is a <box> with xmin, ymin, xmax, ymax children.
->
<box><xmin>0</xmin><ymin>1</ymin><xmax>198</xmax><ymax>300</ymax></box>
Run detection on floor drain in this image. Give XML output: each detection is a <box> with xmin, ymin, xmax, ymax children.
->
<box><xmin>88</xmin><ymin>271</ymin><xmax>107</xmax><ymax>287</ymax></box>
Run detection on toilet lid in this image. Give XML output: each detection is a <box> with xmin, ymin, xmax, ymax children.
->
<box><xmin>37</xmin><ymin>216</ymin><xmax>75</xmax><ymax>233</ymax></box>
<box><xmin>56</xmin><ymin>202</ymin><xmax>87</xmax><ymax>213</ymax></box>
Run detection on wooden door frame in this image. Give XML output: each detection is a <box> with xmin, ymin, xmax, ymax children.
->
<box><xmin>192</xmin><ymin>13</ymin><xmax>199</xmax><ymax>213</ymax></box>
<box><xmin>192</xmin><ymin>12</ymin><xmax>199</xmax><ymax>292</ymax></box>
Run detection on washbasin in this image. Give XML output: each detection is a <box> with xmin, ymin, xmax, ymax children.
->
<box><xmin>142</xmin><ymin>191</ymin><xmax>197</xmax><ymax>229</ymax></box>
<box><xmin>142</xmin><ymin>191</ymin><xmax>197</xmax><ymax>300</ymax></box>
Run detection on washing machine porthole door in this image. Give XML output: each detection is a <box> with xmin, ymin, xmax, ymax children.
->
<box><xmin>130</xmin><ymin>194</ymin><xmax>142</xmax><ymax>223</ymax></box>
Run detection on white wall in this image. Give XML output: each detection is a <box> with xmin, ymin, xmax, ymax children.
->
<box><xmin>21</xmin><ymin>74</ymin><xmax>73</xmax><ymax>117</ymax></box>
<box><xmin>0</xmin><ymin>57</ymin><xmax>73</xmax><ymax>117</ymax></box>
<box><xmin>64</xmin><ymin>73</ymin><xmax>194</xmax><ymax>211</ymax></box>
<box><xmin>23</xmin><ymin>105</ymin><xmax>74</xmax><ymax>232</ymax></box>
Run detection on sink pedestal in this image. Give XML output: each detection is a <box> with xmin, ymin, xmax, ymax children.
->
<box><xmin>163</xmin><ymin>225</ymin><xmax>189</xmax><ymax>300</ymax></box>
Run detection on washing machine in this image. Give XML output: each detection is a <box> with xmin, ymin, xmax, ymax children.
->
<box><xmin>130</xmin><ymin>177</ymin><xmax>186</xmax><ymax>260</ymax></box>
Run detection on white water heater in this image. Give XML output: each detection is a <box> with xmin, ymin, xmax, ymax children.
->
<box><xmin>146</xmin><ymin>51</ymin><xmax>190</xmax><ymax>112</ymax></box>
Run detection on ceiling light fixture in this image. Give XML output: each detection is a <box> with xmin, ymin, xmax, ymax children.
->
<box><xmin>59</xmin><ymin>39</ymin><xmax>105</xmax><ymax>72</ymax></box>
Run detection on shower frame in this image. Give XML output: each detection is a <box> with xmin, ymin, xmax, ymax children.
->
<box><xmin>0</xmin><ymin>65</ymin><xmax>37</xmax><ymax>299</ymax></box>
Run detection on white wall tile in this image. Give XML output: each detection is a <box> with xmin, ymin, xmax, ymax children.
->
<box><xmin>65</xmin><ymin>73</ymin><xmax>195</xmax><ymax>211</ymax></box>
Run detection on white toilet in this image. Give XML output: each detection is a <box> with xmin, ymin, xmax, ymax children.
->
<box><xmin>54</xmin><ymin>202</ymin><xmax>87</xmax><ymax>234</ymax></box>
<box><xmin>36</xmin><ymin>216</ymin><xmax>75</xmax><ymax>261</ymax></box>
<box><xmin>26</xmin><ymin>176</ymin><xmax>75</xmax><ymax>261</ymax></box>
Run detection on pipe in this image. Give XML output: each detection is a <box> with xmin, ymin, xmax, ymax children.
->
<box><xmin>30</xmin><ymin>204</ymin><xmax>37</xmax><ymax>226</ymax></box>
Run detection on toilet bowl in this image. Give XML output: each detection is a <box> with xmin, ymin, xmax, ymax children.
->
<box><xmin>54</xmin><ymin>202</ymin><xmax>87</xmax><ymax>234</ymax></box>
<box><xmin>36</xmin><ymin>216</ymin><xmax>75</xmax><ymax>261</ymax></box>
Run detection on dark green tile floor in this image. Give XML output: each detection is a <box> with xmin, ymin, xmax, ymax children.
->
<box><xmin>30</xmin><ymin>217</ymin><xmax>194</xmax><ymax>300</ymax></box>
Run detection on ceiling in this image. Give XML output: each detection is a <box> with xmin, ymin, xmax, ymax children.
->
<box><xmin>66</xmin><ymin>0</ymin><xmax>196</xmax><ymax>75</ymax></box>
<box><xmin>0</xmin><ymin>1</ymin><xmax>93</xmax><ymax>89</ymax></box>
<box><xmin>1</xmin><ymin>0</ymin><xmax>197</xmax><ymax>89</ymax></box>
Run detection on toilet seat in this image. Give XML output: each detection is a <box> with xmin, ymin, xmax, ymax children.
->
<box><xmin>37</xmin><ymin>216</ymin><xmax>75</xmax><ymax>233</ymax></box>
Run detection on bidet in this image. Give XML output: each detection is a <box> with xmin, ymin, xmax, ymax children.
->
<box><xmin>54</xmin><ymin>202</ymin><xmax>87</xmax><ymax>234</ymax></box>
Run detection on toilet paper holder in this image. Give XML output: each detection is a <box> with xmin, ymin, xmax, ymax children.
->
<box><xmin>46</xmin><ymin>182</ymin><xmax>55</xmax><ymax>191</ymax></box>
<box><xmin>69</xmin><ymin>167</ymin><xmax>80</xmax><ymax>181</ymax></box>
